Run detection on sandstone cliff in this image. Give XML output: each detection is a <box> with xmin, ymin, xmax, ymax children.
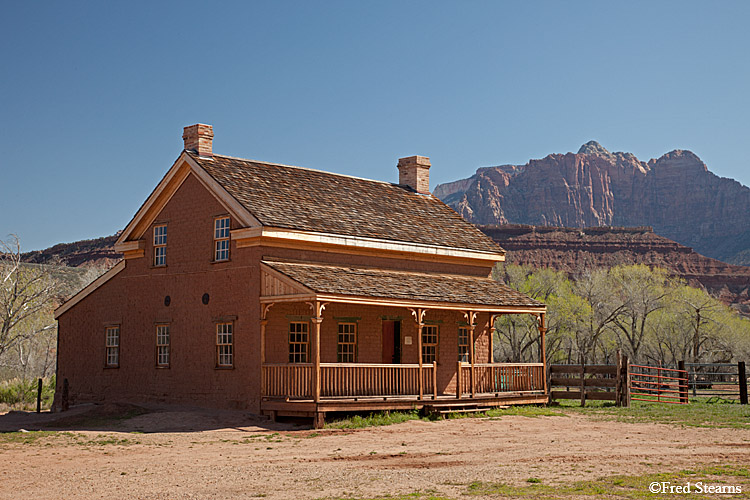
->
<box><xmin>437</xmin><ymin>142</ymin><xmax>750</xmax><ymax>265</ymax></box>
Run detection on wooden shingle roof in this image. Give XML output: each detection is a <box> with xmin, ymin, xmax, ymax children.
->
<box><xmin>262</xmin><ymin>260</ymin><xmax>544</xmax><ymax>309</ymax></box>
<box><xmin>189</xmin><ymin>151</ymin><xmax>502</xmax><ymax>254</ymax></box>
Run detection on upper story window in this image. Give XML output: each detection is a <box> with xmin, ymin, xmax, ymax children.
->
<box><xmin>153</xmin><ymin>225</ymin><xmax>167</xmax><ymax>266</ymax></box>
<box><xmin>214</xmin><ymin>216</ymin><xmax>230</xmax><ymax>262</ymax></box>
<box><xmin>105</xmin><ymin>326</ymin><xmax>120</xmax><ymax>367</ymax></box>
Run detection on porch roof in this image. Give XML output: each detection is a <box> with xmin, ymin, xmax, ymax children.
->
<box><xmin>260</xmin><ymin>260</ymin><xmax>546</xmax><ymax>313</ymax></box>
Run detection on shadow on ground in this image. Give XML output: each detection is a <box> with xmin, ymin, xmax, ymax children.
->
<box><xmin>0</xmin><ymin>402</ymin><xmax>310</xmax><ymax>433</ymax></box>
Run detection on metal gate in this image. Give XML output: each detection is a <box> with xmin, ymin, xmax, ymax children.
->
<box><xmin>630</xmin><ymin>364</ymin><xmax>689</xmax><ymax>404</ymax></box>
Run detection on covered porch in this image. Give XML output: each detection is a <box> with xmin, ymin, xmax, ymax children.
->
<box><xmin>259</xmin><ymin>260</ymin><xmax>548</xmax><ymax>427</ymax></box>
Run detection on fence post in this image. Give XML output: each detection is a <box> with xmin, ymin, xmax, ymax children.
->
<box><xmin>615</xmin><ymin>349</ymin><xmax>622</xmax><ymax>406</ymax></box>
<box><xmin>579</xmin><ymin>362</ymin><xmax>586</xmax><ymax>407</ymax></box>
<box><xmin>739</xmin><ymin>361</ymin><xmax>748</xmax><ymax>405</ymax></box>
<box><xmin>456</xmin><ymin>361</ymin><xmax>461</xmax><ymax>399</ymax></box>
<box><xmin>61</xmin><ymin>378</ymin><xmax>69</xmax><ymax>412</ymax></box>
<box><xmin>678</xmin><ymin>360</ymin><xmax>688</xmax><ymax>404</ymax></box>
<box><xmin>623</xmin><ymin>353</ymin><xmax>629</xmax><ymax>406</ymax></box>
<box><xmin>691</xmin><ymin>362</ymin><xmax>697</xmax><ymax>397</ymax></box>
<box><xmin>36</xmin><ymin>378</ymin><xmax>43</xmax><ymax>413</ymax></box>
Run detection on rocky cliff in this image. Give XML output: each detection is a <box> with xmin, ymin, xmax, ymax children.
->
<box><xmin>436</xmin><ymin>142</ymin><xmax>750</xmax><ymax>265</ymax></box>
<box><xmin>481</xmin><ymin>224</ymin><xmax>750</xmax><ymax>316</ymax></box>
<box><xmin>21</xmin><ymin>234</ymin><xmax>122</xmax><ymax>269</ymax></box>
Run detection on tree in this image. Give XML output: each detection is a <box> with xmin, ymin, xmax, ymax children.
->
<box><xmin>609</xmin><ymin>265</ymin><xmax>671</xmax><ymax>363</ymax></box>
<box><xmin>0</xmin><ymin>235</ymin><xmax>58</xmax><ymax>378</ymax></box>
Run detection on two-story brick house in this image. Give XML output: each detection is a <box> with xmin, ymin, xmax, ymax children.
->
<box><xmin>54</xmin><ymin>124</ymin><xmax>547</xmax><ymax>427</ymax></box>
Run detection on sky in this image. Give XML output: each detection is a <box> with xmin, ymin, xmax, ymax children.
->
<box><xmin>2</xmin><ymin>1</ymin><xmax>749</xmax><ymax>251</ymax></box>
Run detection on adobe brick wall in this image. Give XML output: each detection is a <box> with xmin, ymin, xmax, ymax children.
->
<box><xmin>57</xmin><ymin>173</ymin><xmax>261</xmax><ymax>411</ymax></box>
<box><xmin>56</xmin><ymin>168</ymin><xmax>505</xmax><ymax>413</ymax></box>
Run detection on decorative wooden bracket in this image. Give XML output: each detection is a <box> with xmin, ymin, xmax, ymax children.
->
<box><xmin>462</xmin><ymin>310</ymin><xmax>478</xmax><ymax>326</ymax></box>
<box><xmin>306</xmin><ymin>301</ymin><xmax>329</xmax><ymax>319</ymax></box>
<box><xmin>407</xmin><ymin>307</ymin><xmax>427</xmax><ymax>324</ymax></box>
<box><xmin>261</xmin><ymin>302</ymin><xmax>275</xmax><ymax>321</ymax></box>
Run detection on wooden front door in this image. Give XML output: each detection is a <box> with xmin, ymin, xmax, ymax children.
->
<box><xmin>382</xmin><ymin>320</ymin><xmax>401</xmax><ymax>364</ymax></box>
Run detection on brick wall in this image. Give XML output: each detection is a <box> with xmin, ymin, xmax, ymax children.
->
<box><xmin>56</xmin><ymin>168</ymin><xmax>503</xmax><ymax>413</ymax></box>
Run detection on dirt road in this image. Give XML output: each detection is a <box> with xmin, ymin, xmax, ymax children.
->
<box><xmin>1</xmin><ymin>405</ymin><xmax>748</xmax><ymax>499</ymax></box>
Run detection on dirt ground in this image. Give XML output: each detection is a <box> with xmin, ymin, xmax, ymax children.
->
<box><xmin>1</xmin><ymin>404</ymin><xmax>748</xmax><ymax>499</ymax></box>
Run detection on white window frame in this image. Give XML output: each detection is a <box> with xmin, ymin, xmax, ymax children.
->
<box><xmin>214</xmin><ymin>216</ymin><xmax>230</xmax><ymax>262</ymax></box>
<box><xmin>153</xmin><ymin>224</ymin><xmax>167</xmax><ymax>266</ymax></box>
<box><xmin>105</xmin><ymin>326</ymin><xmax>120</xmax><ymax>367</ymax></box>
<box><xmin>216</xmin><ymin>322</ymin><xmax>233</xmax><ymax>368</ymax></box>
<box><xmin>156</xmin><ymin>324</ymin><xmax>170</xmax><ymax>367</ymax></box>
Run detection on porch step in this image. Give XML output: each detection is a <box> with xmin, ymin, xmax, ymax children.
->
<box><xmin>436</xmin><ymin>407</ymin><xmax>491</xmax><ymax>415</ymax></box>
<box><xmin>424</xmin><ymin>402</ymin><xmax>509</xmax><ymax>417</ymax></box>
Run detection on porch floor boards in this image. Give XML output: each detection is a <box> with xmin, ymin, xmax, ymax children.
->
<box><xmin>261</xmin><ymin>391</ymin><xmax>548</xmax><ymax>417</ymax></box>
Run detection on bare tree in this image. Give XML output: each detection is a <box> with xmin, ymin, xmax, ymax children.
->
<box><xmin>0</xmin><ymin>235</ymin><xmax>58</xmax><ymax>378</ymax></box>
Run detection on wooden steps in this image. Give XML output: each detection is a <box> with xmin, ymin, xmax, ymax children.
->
<box><xmin>424</xmin><ymin>401</ymin><xmax>509</xmax><ymax>417</ymax></box>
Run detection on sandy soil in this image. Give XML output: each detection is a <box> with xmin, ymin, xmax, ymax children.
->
<box><xmin>1</xmin><ymin>404</ymin><xmax>748</xmax><ymax>499</ymax></box>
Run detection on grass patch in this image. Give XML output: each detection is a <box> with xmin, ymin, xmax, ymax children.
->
<box><xmin>325</xmin><ymin>410</ymin><xmax>424</xmax><ymax>429</ymax></box>
<box><xmin>467</xmin><ymin>464</ymin><xmax>750</xmax><ymax>498</ymax></box>
<box><xmin>0</xmin><ymin>430</ymin><xmax>67</xmax><ymax>445</ymax></box>
<box><xmin>322</xmin><ymin>396</ymin><xmax>748</xmax><ymax>430</ymax></box>
<box><xmin>556</xmin><ymin>398</ymin><xmax>750</xmax><ymax>429</ymax></box>
<box><xmin>0</xmin><ymin>430</ymin><xmax>140</xmax><ymax>447</ymax></box>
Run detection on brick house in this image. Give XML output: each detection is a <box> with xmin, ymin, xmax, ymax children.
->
<box><xmin>54</xmin><ymin>124</ymin><xmax>547</xmax><ymax>427</ymax></box>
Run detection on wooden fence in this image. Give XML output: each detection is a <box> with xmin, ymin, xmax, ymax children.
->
<box><xmin>549</xmin><ymin>352</ymin><xmax>630</xmax><ymax>407</ymax></box>
<box><xmin>685</xmin><ymin>362</ymin><xmax>748</xmax><ymax>404</ymax></box>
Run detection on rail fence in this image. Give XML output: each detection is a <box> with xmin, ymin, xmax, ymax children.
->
<box><xmin>685</xmin><ymin>362</ymin><xmax>748</xmax><ymax>404</ymax></box>
<box><xmin>630</xmin><ymin>364</ymin><xmax>688</xmax><ymax>405</ymax></box>
<box><xmin>548</xmin><ymin>351</ymin><xmax>630</xmax><ymax>407</ymax></box>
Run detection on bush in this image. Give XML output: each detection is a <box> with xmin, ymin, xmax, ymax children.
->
<box><xmin>0</xmin><ymin>376</ymin><xmax>55</xmax><ymax>410</ymax></box>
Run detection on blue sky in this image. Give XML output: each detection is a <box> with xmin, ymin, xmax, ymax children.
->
<box><xmin>2</xmin><ymin>1</ymin><xmax>749</xmax><ymax>251</ymax></box>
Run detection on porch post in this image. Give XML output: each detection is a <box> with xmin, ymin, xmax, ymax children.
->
<box><xmin>312</xmin><ymin>315</ymin><xmax>322</xmax><ymax>403</ymax></box>
<box><xmin>409</xmin><ymin>308</ymin><xmax>426</xmax><ymax>401</ymax></box>
<box><xmin>464</xmin><ymin>311</ymin><xmax>477</xmax><ymax>398</ymax></box>
<box><xmin>538</xmin><ymin>313</ymin><xmax>547</xmax><ymax>394</ymax></box>
<box><xmin>260</xmin><ymin>303</ymin><xmax>274</xmax><ymax>399</ymax></box>
<box><xmin>308</xmin><ymin>301</ymin><xmax>327</xmax><ymax>404</ymax></box>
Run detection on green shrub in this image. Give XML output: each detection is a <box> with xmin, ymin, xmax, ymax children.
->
<box><xmin>0</xmin><ymin>376</ymin><xmax>56</xmax><ymax>410</ymax></box>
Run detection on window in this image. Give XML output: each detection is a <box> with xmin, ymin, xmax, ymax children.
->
<box><xmin>214</xmin><ymin>216</ymin><xmax>230</xmax><ymax>261</ymax></box>
<box><xmin>156</xmin><ymin>324</ymin><xmax>170</xmax><ymax>367</ymax></box>
<box><xmin>216</xmin><ymin>323</ymin><xmax>233</xmax><ymax>367</ymax></box>
<box><xmin>458</xmin><ymin>327</ymin><xmax>470</xmax><ymax>362</ymax></box>
<box><xmin>337</xmin><ymin>323</ymin><xmax>357</xmax><ymax>363</ymax></box>
<box><xmin>105</xmin><ymin>326</ymin><xmax>120</xmax><ymax>367</ymax></box>
<box><xmin>289</xmin><ymin>322</ymin><xmax>309</xmax><ymax>363</ymax></box>
<box><xmin>153</xmin><ymin>225</ymin><xmax>167</xmax><ymax>266</ymax></box>
<box><xmin>422</xmin><ymin>325</ymin><xmax>438</xmax><ymax>364</ymax></box>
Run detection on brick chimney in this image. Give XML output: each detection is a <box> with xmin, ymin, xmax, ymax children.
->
<box><xmin>182</xmin><ymin>124</ymin><xmax>214</xmax><ymax>157</ymax></box>
<box><xmin>397</xmin><ymin>155</ymin><xmax>431</xmax><ymax>194</ymax></box>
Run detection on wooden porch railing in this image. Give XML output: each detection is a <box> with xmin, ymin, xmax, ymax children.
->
<box><xmin>457</xmin><ymin>362</ymin><xmax>545</xmax><ymax>397</ymax></box>
<box><xmin>262</xmin><ymin>363</ymin><xmax>437</xmax><ymax>399</ymax></box>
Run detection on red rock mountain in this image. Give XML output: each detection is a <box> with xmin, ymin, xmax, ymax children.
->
<box><xmin>435</xmin><ymin>142</ymin><xmax>750</xmax><ymax>266</ymax></box>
